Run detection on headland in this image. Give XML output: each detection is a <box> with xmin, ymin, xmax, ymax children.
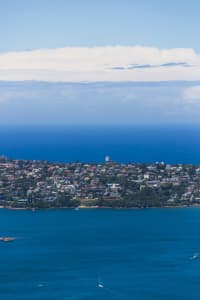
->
<box><xmin>0</xmin><ymin>156</ymin><xmax>199</xmax><ymax>209</ymax></box>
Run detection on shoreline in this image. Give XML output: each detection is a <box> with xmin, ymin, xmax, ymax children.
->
<box><xmin>1</xmin><ymin>204</ymin><xmax>200</xmax><ymax>211</ymax></box>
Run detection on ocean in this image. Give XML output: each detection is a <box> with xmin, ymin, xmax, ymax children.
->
<box><xmin>0</xmin><ymin>207</ymin><xmax>200</xmax><ymax>300</ymax></box>
<box><xmin>0</xmin><ymin>124</ymin><xmax>200</xmax><ymax>164</ymax></box>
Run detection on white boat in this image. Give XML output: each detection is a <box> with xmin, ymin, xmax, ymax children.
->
<box><xmin>190</xmin><ymin>253</ymin><xmax>199</xmax><ymax>260</ymax></box>
<box><xmin>97</xmin><ymin>278</ymin><xmax>104</xmax><ymax>288</ymax></box>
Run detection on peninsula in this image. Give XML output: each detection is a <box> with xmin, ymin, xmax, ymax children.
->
<box><xmin>0</xmin><ymin>156</ymin><xmax>199</xmax><ymax>209</ymax></box>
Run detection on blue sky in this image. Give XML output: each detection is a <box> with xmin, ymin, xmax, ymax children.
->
<box><xmin>1</xmin><ymin>0</ymin><xmax>200</xmax><ymax>124</ymax></box>
<box><xmin>1</xmin><ymin>0</ymin><xmax>200</xmax><ymax>52</ymax></box>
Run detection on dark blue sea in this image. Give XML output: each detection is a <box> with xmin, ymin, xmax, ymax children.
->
<box><xmin>0</xmin><ymin>124</ymin><xmax>200</xmax><ymax>164</ymax></box>
<box><xmin>1</xmin><ymin>207</ymin><xmax>200</xmax><ymax>300</ymax></box>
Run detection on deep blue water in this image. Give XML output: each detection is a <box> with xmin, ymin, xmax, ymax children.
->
<box><xmin>0</xmin><ymin>125</ymin><xmax>200</xmax><ymax>164</ymax></box>
<box><xmin>0</xmin><ymin>207</ymin><xmax>200</xmax><ymax>300</ymax></box>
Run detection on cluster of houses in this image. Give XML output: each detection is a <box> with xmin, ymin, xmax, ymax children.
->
<box><xmin>0</xmin><ymin>155</ymin><xmax>199</xmax><ymax>207</ymax></box>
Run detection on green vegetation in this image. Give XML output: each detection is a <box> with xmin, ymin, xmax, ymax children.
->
<box><xmin>0</xmin><ymin>157</ymin><xmax>199</xmax><ymax>209</ymax></box>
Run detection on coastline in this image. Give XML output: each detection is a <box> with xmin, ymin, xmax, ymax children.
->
<box><xmin>1</xmin><ymin>204</ymin><xmax>200</xmax><ymax>211</ymax></box>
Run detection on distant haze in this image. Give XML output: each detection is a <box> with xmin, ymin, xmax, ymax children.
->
<box><xmin>0</xmin><ymin>81</ymin><xmax>200</xmax><ymax>125</ymax></box>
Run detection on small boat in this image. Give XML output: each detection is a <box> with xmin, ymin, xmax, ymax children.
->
<box><xmin>190</xmin><ymin>253</ymin><xmax>199</xmax><ymax>260</ymax></box>
<box><xmin>97</xmin><ymin>278</ymin><xmax>104</xmax><ymax>288</ymax></box>
<box><xmin>0</xmin><ymin>237</ymin><xmax>15</xmax><ymax>242</ymax></box>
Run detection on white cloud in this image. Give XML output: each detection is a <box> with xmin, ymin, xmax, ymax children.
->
<box><xmin>183</xmin><ymin>86</ymin><xmax>200</xmax><ymax>102</ymax></box>
<box><xmin>0</xmin><ymin>46</ymin><xmax>200</xmax><ymax>82</ymax></box>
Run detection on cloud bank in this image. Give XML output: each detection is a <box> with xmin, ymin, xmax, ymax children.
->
<box><xmin>0</xmin><ymin>81</ymin><xmax>200</xmax><ymax>124</ymax></box>
<box><xmin>0</xmin><ymin>46</ymin><xmax>200</xmax><ymax>82</ymax></box>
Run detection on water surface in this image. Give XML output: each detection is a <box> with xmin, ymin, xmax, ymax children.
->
<box><xmin>0</xmin><ymin>125</ymin><xmax>200</xmax><ymax>163</ymax></box>
<box><xmin>0</xmin><ymin>207</ymin><xmax>200</xmax><ymax>299</ymax></box>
